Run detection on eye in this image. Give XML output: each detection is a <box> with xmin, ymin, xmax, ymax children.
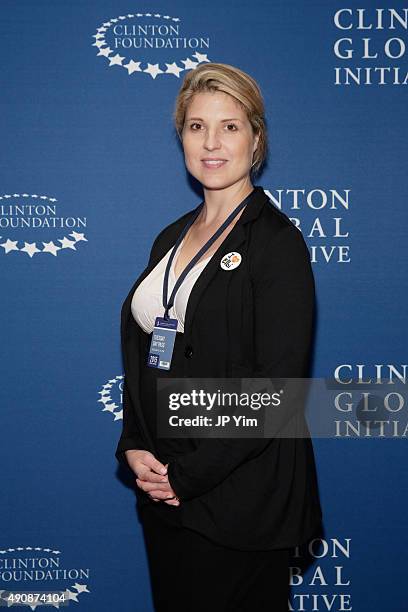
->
<box><xmin>225</xmin><ymin>123</ymin><xmax>238</xmax><ymax>131</ymax></box>
<box><xmin>189</xmin><ymin>122</ymin><xmax>202</xmax><ymax>130</ymax></box>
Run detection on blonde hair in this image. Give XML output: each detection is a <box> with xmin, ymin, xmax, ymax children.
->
<box><xmin>173</xmin><ymin>62</ymin><xmax>267</xmax><ymax>177</ymax></box>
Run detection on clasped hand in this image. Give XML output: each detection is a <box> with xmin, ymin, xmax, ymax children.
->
<box><xmin>125</xmin><ymin>450</ymin><xmax>180</xmax><ymax>506</ymax></box>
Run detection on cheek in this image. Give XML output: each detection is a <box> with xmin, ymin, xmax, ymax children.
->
<box><xmin>233</xmin><ymin>140</ymin><xmax>253</xmax><ymax>162</ymax></box>
<box><xmin>183</xmin><ymin>138</ymin><xmax>199</xmax><ymax>159</ymax></box>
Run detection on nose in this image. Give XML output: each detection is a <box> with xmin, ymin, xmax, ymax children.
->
<box><xmin>203</xmin><ymin>127</ymin><xmax>221</xmax><ymax>150</ymax></box>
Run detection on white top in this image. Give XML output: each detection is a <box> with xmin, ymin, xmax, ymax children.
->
<box><xmin>131</xmin><ymin>238</ymin><xmax>213</xmax><ymax>333</ymax></box>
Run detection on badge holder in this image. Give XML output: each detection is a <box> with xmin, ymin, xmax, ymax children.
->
<box><xmin>147</xmin><ymin>316</ymin><xmax>178</xmax><ymax>370</ymax></box>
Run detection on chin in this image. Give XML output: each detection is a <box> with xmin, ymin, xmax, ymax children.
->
<box><xmin>201</xmin><ymin>173</ymin><xmax>251</xmax><ymax>192</ymax></box>
<box><xmin>199</xmin><ymin>178</ymin><xmax>234</xmax><ymax>191</ymax></box>
<box><xmin>190</xmin><ymin>168</ymin><xmax>235</xmax><ymax>189</ymax></box>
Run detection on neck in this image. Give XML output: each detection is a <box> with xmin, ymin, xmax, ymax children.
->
<box><xmin>200</xmin><ymin>179</ymin><xmax>255</xmax><ymax>226</ymax></box>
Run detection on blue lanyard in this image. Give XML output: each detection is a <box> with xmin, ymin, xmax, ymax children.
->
<box><xmin>162</xmin><ymin>189</ymin><xmax>254</xmax><ymax>319</ymax></box>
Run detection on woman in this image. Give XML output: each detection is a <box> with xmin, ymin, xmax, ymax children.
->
<box><xmin>116</xmin><ymin>63</ymin><xmax>323</xmax><ymax>611</ymax></box>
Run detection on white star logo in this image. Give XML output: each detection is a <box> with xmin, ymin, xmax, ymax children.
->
<box><xmin>108</xmin><ymin>53</ymin><xmax>125</xmax><ymax>66</ymax></box>
<box><xmin>72</xmin><ymin>583</ymin><xmax>90</xmax><ymax>594</ymax></box>
<box><xmin>70</xmin><ymin>231</ymin><xmax>87</xmax><ymax>242</ymax></box>
<box><xmin>193</xmin><ymin>52</ymin><xmax>209</xmax><ymax>63</ymax></box>
<box><xmin>144</xmin><ymin>63</ymin><xmax>163</xmax><ymax>79</ymax></box>
<box><xmin>59</xmin><ymin>237</ymin><xmax>77</xmax><ymax>250</ymax></box>
<box><xmin>124</xmin><ymin>60</ymin><xmax>142</xmax><ymax>75</ymax></box>
<box><xmin>102</xmin><ymin>403</ymin><xmax>117</xmax><ymax>413</ymax></box>
<box><xmin>97</xmin><ymin>47</ymin><xmax>112</xmax><ymax>58</ymax></box>
<box><xmin>165</xmin><ymin>62</ymin><xmax>184</xmax><ymax>77</ymax></box>
<box><xmin>42</xmin><ymin>241</ymin><xmax>61</xmax><ymax>256</ymax></box>
<box><xmin>182</xmin><ymin>57</ymin><xmax>199</xmax><ymax>70</ymax></box>
<box><xmin>62</xmin><ymin>589</ymin><xmax>79</xmax><ymax>603</ymax></box>
<box><xmin>1</xmin><ymin>238</ymin><xmax>19</xmax><ymax>254</ymax></box>
<box><xmin>21</xmin><ymin>242</ymin><xmax>41</xmax><ymax>257</ymax></box>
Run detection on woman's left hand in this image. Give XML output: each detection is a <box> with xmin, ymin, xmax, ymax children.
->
<box><xmin>136</xmin><ymin>463</ymin><xmax>180</xmax><ymax>505</ymax></box>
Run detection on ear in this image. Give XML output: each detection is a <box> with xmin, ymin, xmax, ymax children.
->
<box><xmin>253</xmin><ymin>132</ymin><xmax>260</xmax><ymax>154</ymax></box>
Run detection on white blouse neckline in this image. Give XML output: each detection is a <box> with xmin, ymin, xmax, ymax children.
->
<box><xmin>131</xmin><ymin>236</ymin><xmax>216</xmax><ymax>334</ymax></box>
<box><xmin>170</xmin><ymin>237</ymin><xmax>213</xmax><ymax>282</ymax></box>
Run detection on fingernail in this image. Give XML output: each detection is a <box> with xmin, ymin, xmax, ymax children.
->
<box><xmin>161</xmin><ymin>468</ymin><xmax>167</xmax><ymax>475</ymax></box>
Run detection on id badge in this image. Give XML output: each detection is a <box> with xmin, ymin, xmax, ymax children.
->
<box><xmin>147</xmin><ymin>316</ymin><xmax>178</xmax><ymax>370</ymax></box>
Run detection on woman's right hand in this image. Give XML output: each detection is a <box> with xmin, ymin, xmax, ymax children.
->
<box><xmin>125</xmin><ymin>450</ymin><xmax>179</xmax><ymax>505</ymax></box>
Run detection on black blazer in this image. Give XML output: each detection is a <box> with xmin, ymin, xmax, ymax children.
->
<box><xmin>115</xmin><ymin>185</ymin><xmax>323</xmax><ymax>551</ymax></box>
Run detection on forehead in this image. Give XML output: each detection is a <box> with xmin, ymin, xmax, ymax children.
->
<box><xmin>185</xmin><ymin>91</ymin><xmax>246</xmax><ymax>119</ymax></box>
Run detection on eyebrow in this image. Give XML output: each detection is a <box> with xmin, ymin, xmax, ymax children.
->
<box><xmin>185</xmin><ymin>117</ymin><xmax>243</xmax><ymax>122</ymax></box>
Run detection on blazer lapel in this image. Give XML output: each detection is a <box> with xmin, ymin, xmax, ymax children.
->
<box><xmin>183</xmin><ymin>186</ymin><xmax>269</xmax><ymax>334</ymax></box>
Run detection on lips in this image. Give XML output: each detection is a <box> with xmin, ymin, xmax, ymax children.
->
<box><xmin>201</xmin><ymin>159</ymin><xmax>228</xmax><ymax>168</ymax></box>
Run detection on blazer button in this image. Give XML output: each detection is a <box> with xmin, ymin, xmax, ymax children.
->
<box><xmin>184</xmin><ymin>345</ymin><xmax>194</xmax><ymax>358</ymax></box>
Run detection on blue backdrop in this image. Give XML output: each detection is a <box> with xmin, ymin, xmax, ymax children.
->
<box><xmin>1</xmin><ymin>1</ymin><xmax>407</xmax><ymax>610</ymax></box>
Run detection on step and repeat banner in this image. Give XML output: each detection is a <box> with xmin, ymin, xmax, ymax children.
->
<box><xmin>1</xmin><ymin>1</ymin><xmax>407</xmax><ymax>610</ymax></box>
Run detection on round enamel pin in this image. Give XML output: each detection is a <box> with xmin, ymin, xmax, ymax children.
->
<box><xmin>220</xmin><ymin>251</ymin><xmax>242</xmax><ymax>271</ymax></box>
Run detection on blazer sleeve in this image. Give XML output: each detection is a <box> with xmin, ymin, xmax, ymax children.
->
<box><xmin>115</xmin><ymin>377</ymin><xmax>148</xmax><ymax>468</ymax></box>
<box><xmin>114</xmin><ymin>230</ymin><xmax>167</xmax><ymax>468</ymax></box>
<box><xmin>167</xmin><ymin>224</ymin><xmax>315</xmax><ymax>500</ymax></box>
